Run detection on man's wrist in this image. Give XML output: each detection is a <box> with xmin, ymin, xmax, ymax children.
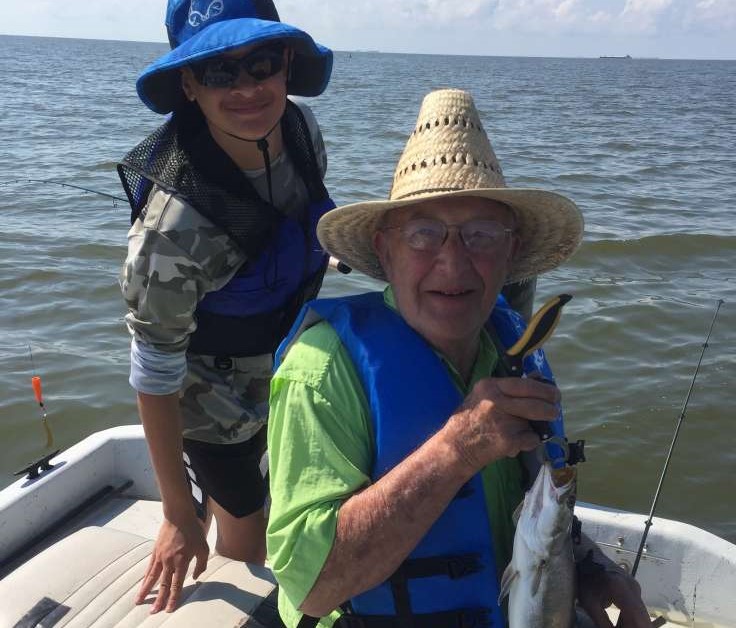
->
<box><xmin>436</xmin><ymin>415</ymin><xmax>483</xmax><ymax>479</ymax></box>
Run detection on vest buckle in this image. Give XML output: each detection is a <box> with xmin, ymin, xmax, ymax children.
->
<box><xmin>447</xmin><ymin>554</ymin><xmax>482</xmax><ymax>579</ymax></box>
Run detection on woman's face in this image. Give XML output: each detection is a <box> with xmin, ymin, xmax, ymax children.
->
<box><xmin>181</xmin><ymin>42</ymin><xmax>289</xmax><ymax>141</ymax></box>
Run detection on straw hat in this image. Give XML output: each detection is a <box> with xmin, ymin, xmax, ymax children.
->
<box><xmin>317</xmin><ymin>88</ymin><xmax>583</xmax><ymax>283</ymax></box>
<box><xmin>137</xmin><ymin>0</ymin><xmax>333</xmax><ymax>114</ymax></box>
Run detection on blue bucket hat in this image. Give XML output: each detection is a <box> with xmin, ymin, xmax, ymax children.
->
<box><xmin>137</xmin><ymin>0</ymin><xmax>333</xmax><ymax>114</ymax></box>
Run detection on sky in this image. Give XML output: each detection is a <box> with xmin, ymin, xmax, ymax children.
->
<box><xmin>2</xmin><ymin>0</ymin><xmax>735</xmax><ymax>60</ymax></box>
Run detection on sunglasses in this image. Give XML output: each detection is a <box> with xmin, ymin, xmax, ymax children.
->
<box><xmin>383</xmin><ymin>218</ymin><xmax>514</xmax><ymax>255</ymax></box>
<box><xmin>190</xmin><ymin>44</ymin><xmax>286</xmax><ymax>88</ymax></box>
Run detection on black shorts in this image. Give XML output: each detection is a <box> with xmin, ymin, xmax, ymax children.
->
<box><xmin>182</xmin><ymin>427</ymin><xmax>268</xmax><ymax>520</ymax></box>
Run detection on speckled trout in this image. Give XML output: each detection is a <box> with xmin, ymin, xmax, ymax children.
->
<box><xmin>499</xmin><ymin>462</ymin><xmax>577</xmax><ymax>628</ymax></box>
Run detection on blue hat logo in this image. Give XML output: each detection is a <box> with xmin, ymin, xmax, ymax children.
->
<box><xmin>188</xmin><ymin>0</ymin><xmax>224</xmax><ymax>27</ymax></box>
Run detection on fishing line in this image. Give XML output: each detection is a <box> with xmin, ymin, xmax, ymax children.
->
<box><xmin>631</xmin><ymin>299</ymin><xmax>725</xmax><ymax>578</ymax></box>
<box><xmin>0</xmin><ymin>178</ymin><xmax>126</xmax><ymax>206</ymax></box>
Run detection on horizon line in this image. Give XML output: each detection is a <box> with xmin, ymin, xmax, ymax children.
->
<box><xmin>1</xmin><ymin>32</ymin><xmax>734</xmax><ymax>62</ymax></box>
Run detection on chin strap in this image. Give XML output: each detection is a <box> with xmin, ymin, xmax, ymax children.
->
<box><xmin>213</xmin><ymin>116</ymin><xmax>282</xmax><ymax>206</ymax></box>
<box><xmin>256</xmin><ymin>136</ymin><xmax>274</xmax><ymax>205</ymax></box>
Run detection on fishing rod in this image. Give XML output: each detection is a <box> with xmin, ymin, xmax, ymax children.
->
<box><xmin>503</xmin><ymin>293</ymin><xmax>585</xmax><ymax>468</ymax></box>
<box><xmin>631</xmin><ymin>299</ymin><xmax>725</xmax><ymax>578</ymax></box>
<box><xmin>504</xmin><ymin>293</ymin><xmax>571</xmax><ymax>441</ymax></box>
<box><xmin>1</xmin><ymin>178</ymin><xmax>354</xmax><ymax>276</ymax></box>
<box><xmin>0</xmin><ymin>178</ymin><xmax>126</xmax><ymax>205</ymax></box>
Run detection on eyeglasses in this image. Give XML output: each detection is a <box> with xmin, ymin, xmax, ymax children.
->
<box><xmin>190</xmin><ymin>44</ymin><xmax>285</xmax><ymax>88</ymax></box>
<box><xmin>382</xmin><ymin>218</ymin><xmax>514</xmax><ymax>255</ymax></box>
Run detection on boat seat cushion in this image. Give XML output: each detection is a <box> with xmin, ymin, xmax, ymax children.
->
<box><xmin>0</xmin><ymin>526</ymin><xmax>278</xmax><ymax>627</ymax></box>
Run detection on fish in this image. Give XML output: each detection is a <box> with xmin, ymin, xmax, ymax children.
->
<box><xmin>499</xmin><ymin>462</ymin><xmax>578</xmax><ymax>628</ymax></box>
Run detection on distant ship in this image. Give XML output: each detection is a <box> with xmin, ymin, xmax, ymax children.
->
<box><xmin>599</xmin><ymin>54</ymin><xmax>632</xmax><ymax>59</ymax></box>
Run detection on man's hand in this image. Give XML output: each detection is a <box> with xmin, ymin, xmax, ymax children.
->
<box><xmin>136</xmin><ymin>516</ymin><xmax>210</xmax><ymax>613</ymax></box>
<box><xmin>578</xmin><ymin>564</ymin><xmax>652</xmax><ymax>628</ymax></box>
<box><xmin>445</xmin><ymin>376</ymin><xmax>560</xmax><ymax>471</ymax></box>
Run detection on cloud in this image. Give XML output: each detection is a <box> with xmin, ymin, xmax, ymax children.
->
<box><xmin>3</xmin><ymin>0</ymin><xmax>734</xmax><ymax>58</ymax></box>
<box><xmin>279</xmin><ymin>0</ymin><xmax>497</xmax><ymax>29</ymax></box>
<box><xmin>620</xmin><ymin>0</ymin><xmax>674</xmax><ymax>31</ymax></box>
<box><xmin>689</xmin><ymin>0</ymin><xmax>736</xmax><ymax>30</ymax></box>
<box><xmin>275</xmin><ymin>0</ymin><xmax>735</xmax><ymax>58</ymax></box>
<box><xmin>420</xmin><ymin>0</ymin><xmax>499</xmax><ymax>21</ymax></box>
<box><xmin>490</xmin><ymin>0</ymin><xmax>615</xmax><ymax>32</ymax></box>
<box><xmin>3</xmin><ymin>0</ymin><xmax>165</xmax><ymax>41</ymax></box>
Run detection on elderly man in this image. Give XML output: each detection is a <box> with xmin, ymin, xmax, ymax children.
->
<box><xmin>266</xmin><ymin>89</ymin><xmax>650</xmax><ymax>628</ymax></box>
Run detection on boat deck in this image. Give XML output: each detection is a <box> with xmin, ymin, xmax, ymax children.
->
<box><xmin>0</xmin><ymin>427</ymin><xmax>731</xmax><ymax>627</ymax></box>
<box><xmin>1</xmin><ymin>492</ymin><xmax>688</xmax><ymax>628</ymax></box>
<box><xmin>0</xmin><ymin>489</ymin><xmax>280</xmax><ymax>627</ymax></box>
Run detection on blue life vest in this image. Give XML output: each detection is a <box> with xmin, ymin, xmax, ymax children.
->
<box><xmin>277</xmin><ymin>291</ymin><xmax>565</xmax><ymax>627</ymax></box>
<box><xmin>190</xmin><ymin>196</ymin><xmax>335</xmax><ymax>356</ymax></box>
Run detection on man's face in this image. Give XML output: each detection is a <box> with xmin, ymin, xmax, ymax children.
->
<box><xmin>373</xmin><ymin>196</ymin><xmax>518</xmax><ymax>357</ymax></box>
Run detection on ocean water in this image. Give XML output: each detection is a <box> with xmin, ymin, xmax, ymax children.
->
<box><xmin>0</xmin><ymin>35</ymin><xmax>734</xmax><ymax>542</ymax></box>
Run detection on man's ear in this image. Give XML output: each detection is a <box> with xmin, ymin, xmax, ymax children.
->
<box><xmin>373</xmin><ymin>229</ymin><xmax>392</xmax><ymax>280</ymax></box>
<box><xmin>508</xmin><ymin>233</ymin><xmax>522</xmax><ymax>262</ymax></box>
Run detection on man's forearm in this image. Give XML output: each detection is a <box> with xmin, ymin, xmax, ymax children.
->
<box><xmin>299</xmin><ymin>428</ymin><xmax>475</xmax><ymax>617</ymax></box>
<box><xmin>138</xmin><ymin>392</ymin><xmax>197</xmax><ymax>521</ymax></box>
<box><xmin>297</xmin><ymin>375</ymin><xmax>558</xmax><ymax>617</ymax></box>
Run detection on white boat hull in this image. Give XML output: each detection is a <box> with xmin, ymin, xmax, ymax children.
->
<box><xmin>1</xmin><ymin>426</ymin><xmax>734</xmax><ymax>627</ymax></box>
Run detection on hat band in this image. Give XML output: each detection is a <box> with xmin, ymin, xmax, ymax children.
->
<box><xmin>393</xmin><ymin>186</ymin><xmax>465</xmax><ymax>201</ymax></box>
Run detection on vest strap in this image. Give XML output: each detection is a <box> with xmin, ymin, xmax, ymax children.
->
<box><xmin>332</xmin><ymin>608</ymin><xmax>492</xmax><ymax>628</ymax></box>
<box><xmin>386</xmin><ymin>554</ymin><xmax>484</xmax><ymax>627</ymax></box>
<box><xmin>396</xmin><ymin>554</ymin><xmax>484</xmax><ymax>581</ymax></box>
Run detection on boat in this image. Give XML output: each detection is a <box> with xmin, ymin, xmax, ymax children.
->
<box><xmin>1</xmin><ymin>426</ymin><xmax>735</xmax><ymax>627</ymax></box>
<box><xmin>599</xmin><ymin>54</ymin><xmax>632</xmax><ymax>59</ymax></box>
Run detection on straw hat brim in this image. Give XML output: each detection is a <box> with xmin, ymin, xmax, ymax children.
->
<box><xmin>317</xmin><ymin>187</ymin><xmax>584</xmax><ymax>284</ymax></box>
<box><xmin>137</xmin><ymin>19</ymin><xmax>333</xmax><ymax>114</ymax></box>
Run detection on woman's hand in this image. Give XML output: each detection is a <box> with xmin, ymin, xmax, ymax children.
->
<box><xmin>136</xmin><ymin>516</ymin><xmax>209</xmax><ymax>613</ymax></box>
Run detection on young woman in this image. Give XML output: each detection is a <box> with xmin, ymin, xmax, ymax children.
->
<box><xmin>117</xmin><ymin>0</ymin><xmax>334</xmax><ymax>613</ymax></box>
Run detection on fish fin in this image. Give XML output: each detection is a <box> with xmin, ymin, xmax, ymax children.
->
<box><xmin>531</xmin><ymin>559</ymin><xmax>546</xmax><ymax>595</ymax></box>
<box><xmin>512</xmin><ymin>498</ymin><xmax>525</xmax><ymax>526</ymax></box>
<box><xmin>498</xmin><ymin>563</ymin><xmax>518</xmax><ymax>603</ymax></box>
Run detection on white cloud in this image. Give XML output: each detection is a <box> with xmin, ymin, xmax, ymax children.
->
<box><xmin>620</xmin><ymin>0</ymin><xmax>674</xmax><ymax>31</ymax></box>
<box><xmin>689</xmin><ymin>0</ymin><xmax>736</xmax><ymax>30</ymax></box>
<box><xmin>421</xmin><ymin>0</ymin><xmax>498</xmax><ymax>21</ymax></box>
<box><xmin>490</xmin><ymin>0</ymin><xmax>615</xmax><ymax>32</ymax></box>
<box><xmin>3</xmin><ymin>0</ymin><xmax>735</xmax><ymax>59</ymax></box>
<box><xmin>280</xmin><ymin>0</ymin><xmax>497</xmax><ymax>29</ymax></box>
<box><xmin>3</xmin><ymin>0</ymin><xmax>165</xmax><ymax>41</ymax></box>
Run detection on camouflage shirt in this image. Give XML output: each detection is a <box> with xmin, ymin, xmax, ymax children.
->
<box><xmin>121</xmin><ymin>100</ymin><xmax>327</xmax><ymax>444</ymax></box>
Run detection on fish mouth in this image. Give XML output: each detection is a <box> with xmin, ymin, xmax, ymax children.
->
<box><xmin>548</xmin><ymin>466</ymin><xmax>576</xmax><ymax>506</ymax></box>
<box><xmin>551</xmin><ymin>466</ymin><xmax>576</xmax><ymax>490</ymax></box>
<box><xmin>530</xmin><ymin>464</ymin><xmax>576</xmax><ymax>515</ymax></box>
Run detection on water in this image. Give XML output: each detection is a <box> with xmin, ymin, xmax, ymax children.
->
<box><xmin>1</xmin><ymin>35</ymin><xmax>734</xmax><ymax>543</ymax></box>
